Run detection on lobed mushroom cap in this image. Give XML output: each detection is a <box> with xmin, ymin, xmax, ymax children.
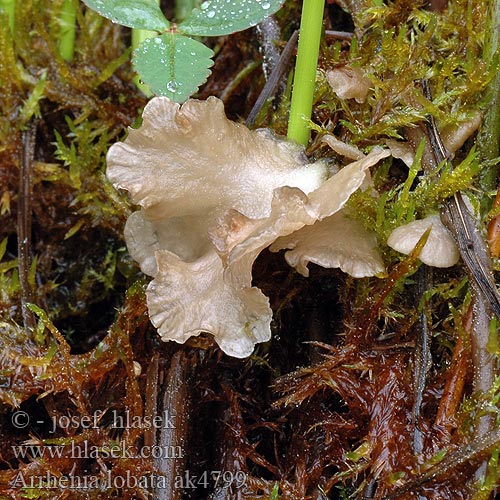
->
<box><xmin>107</xmin><ymin>96</ymin><xmax>327</xmax><ymax>222</ymax></box>
<box><xmin>270</xmin><ymin>211</ymin><xmax>386</xmax><ymax>278</ymax></box>
<box><xmin>107</xmin><ymin>96</ymin><xmax>389</xmax><ymax>357</ymax></box>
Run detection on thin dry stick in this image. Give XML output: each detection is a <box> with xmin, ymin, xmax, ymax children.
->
<box><xmin>425</xmin><ymin>77</ymin><xmax>499</xmax><ymax>485</ymax></box>
<box><xmin>154</xmin><ymin>350</ymin><xmax>190</xmax><ymax>500</ymax></box>
<box><xmin>256</xmin><ymin>16</ymin><xmax>282</xmax><ymax>81</ymax></box>
<box><xmin>421</xmin><ymin>82</ymin><xmax>498</xmax><ymax>431</ymax></box>
<box><xmin>420</xmin><ymin>80</ymin><xmax>500</xmax><ymax>318</ymax></box>
<box><xmin>17</xmin><ymin>122</ymin><xmax>37</xmax><ymax>330</ymax></box>
<box><xmin>246</xmin><ymin>30</ymin><xmax>299</xmax><ymax>128</ymax></box>
<box><xmin>412</xmin><ymin>266</ymin><xmax>432</xmax><ymax>457</ymax></box>
<box><xmin>144</xmin><ymin>352</ymin><xmax>160</xmax><ymax>449</ymax></box>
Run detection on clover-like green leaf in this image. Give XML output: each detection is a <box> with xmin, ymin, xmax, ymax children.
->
<box><xmin>81</xmin><ymin>0</ymin><xmax>169</xmax><ymax>31</ymax></box>
<box><xmin>178</xmin><ymin>0</ymin><xmax>284</xmax><ymax>37</ymax></box>
<box><xmin>132</xmin><ymin>34</ymin><xmax>214</xmax><ymax>102</ymax></box>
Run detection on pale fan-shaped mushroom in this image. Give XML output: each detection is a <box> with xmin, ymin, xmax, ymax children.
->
<box><xmin>322</xmin><ymin>134</ymin><xmax>365</xmax><ymax>160</ymax></box>
<box><xmin>210</xmin><ymin>148</ymin><xmax>389</xmax><ymax>287</ymax></box>
<box><xmin>326</xmin><ymin>66</ymin><xmax>372</xmax><ymax>104</ymax></box>
<box><xmin>270</xmin><ymin>212</ymin><xmax>386</xmax><ymax>278</ymax></box>
<box><xmin>385</xmin><ymin>139</ymin><xmax>415</xmax><ymax>167</ymax></box>
<box><xmin>387</xmin><ymin>111</ymin><xmax>482</xmax><ymax>169</ymax></box>
<box><xmin>387</xmin><ymin>214</ymin><xmax>460</xmax><ymax>267</ymax></box>
<box><xmin>148</xmin><ymin>250</ymin><xmax>272</xmax><ymax>358</ymax></box>
<box><xmin>124</xmin><ymin>211</ymin><xmax>211</xmax><ymax>276</ymax></box>
<box><xmin>107</xmin><ymin>96</ymin><xmax>327</xmax><ymax>221</ymax></box>
<box><xmin>107</xmin><ymin>96</ymin><xmax>388</xmax><ymax>357</ymax></box>
<box><xmin>441</xmin><ymin>111</ymin><xmax>482</xmax><ymax>154</ymax></box>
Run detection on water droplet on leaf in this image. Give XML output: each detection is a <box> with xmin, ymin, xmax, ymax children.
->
<box><xmin>166</xmin><ymin>80</ymin><xmax>178</xmax><ymax>92</ymax></box>
<box><xmin>207</xmin><ymin>10</ymin><xmax>216</xmax><ymax>18</ymax></box>
<box><xmin>262</xmin><ymin>2</ymin><xmax>271</xmax><ymax>8</ymax></box>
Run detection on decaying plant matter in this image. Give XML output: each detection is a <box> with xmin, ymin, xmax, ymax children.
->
<box><xmin>1</xmin><ymin>0</ymin><xmax>500</xmax><ymax>499</ymax></box>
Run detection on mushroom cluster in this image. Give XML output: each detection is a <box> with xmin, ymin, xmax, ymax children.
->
<box><xmin>107</xmin><ymin>97</ymin><xmax>389</xmax><ymax>357</ymax></box>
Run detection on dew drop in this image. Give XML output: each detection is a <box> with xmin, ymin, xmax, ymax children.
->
<box><xmin>207</xmin><ymin>10</ymin><xmax>216</xmax><ymax>18</ymax></box>
<box><xmin>190</xmin><ymin>51</ymin><xmax>196</xmax><ymax>56</ymax></box>
<box><xmin>262</xmin><ymin>1</ymin><xmax>271</xmax><ymax>8</ymax></box>
<box><xmin>200</xmin><ymin>0</ymin><xmax>210</xmax><ymax>9</ymax></box>
<box><xmin>166</xmin><ymin>80</ymin><xmax>178</xmax><ymax>92</ymax></box>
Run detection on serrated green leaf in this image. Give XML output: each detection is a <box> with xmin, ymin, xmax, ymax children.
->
<box><xmin>81</xmin><ymin>0</ymin><xmax>169</xmax><ymax>31</ymax></box>
<box><xmin>132</xmin><ymin>34</ymin><xmax>214</xmax><ymax>102</ymax></box>
<box><xmin>178</xmin><ymin>0</ymin><xmax>284</xmax><ymax>37</ymax></box>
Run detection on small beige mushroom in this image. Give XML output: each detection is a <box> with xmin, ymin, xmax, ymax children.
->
<box><xmin>107</xmin><ymin>96</ymin><xmax>329</xmax><ymax>357</ymax></box>
<box><xmin>441</xmin><ymin>111</ymin><xmax>482</xmax><ymax>154</ymax></box>
<box><xmin>321</xmin><ymin>134</ymin><xmax>365</xmax><ymax>160</ymax></box>
<box><xmin>107</xmin><ymin>96</ymin><xmax>327</xmax><ymax>222</ymax></box>
<box><xmin>124</xmin><ymin>211</ymin><xmax>211</xmax><ymax>276</ymax></box>
<box><xmin>148</xmin><ymin>250</ymin><xmax>272</xmax><ymax>358</ymax></box>
<box><xmin>270</xmin><ymin>211</ymin><xmax>385</xmax><ymax>278</ymax></box>
<box><xmin>387</xmin><ymin>214</ymin><xmax>459</xmax><ymax>267</ymax></box>
<box><xmin>326</xmin><ymin>66</ymin><xmax>372</xmax><ymax>104</ymax></box>
<box><xmin>385</xmin><ymin>139</ymin><xmax>415</xmax><ymax>168</ymax></box>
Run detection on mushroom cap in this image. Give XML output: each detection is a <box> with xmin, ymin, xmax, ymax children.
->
<box><xmin>124</xmin><ymin>211</ymin><xmax>212</xmax><ymax>276</ymax></box>
<box><xmin>326</xmin><ymin>66</ymin><xmax>372</xmax><ymax>104</ymax></box>
<box><xmin>387</xmin><ymin>214</ymin><xmax>460</xmax><ymax>267</ymax></box>
<box><xmin>441</xmin><ymin>111</ymin><xmax>482</xmax><ymax>153</ymax></box>
<box><xmin>107</xmin><ymin>96</ymin><xmax>389</xmax><ymax>357</ymax></box>
<box><xmin>270</xmin><ymin>211</ymin><xmax>386</xmax><ymax>278</ymax></box>
<box><xmin>148</xmin><ymin>250</ymin><xmax>272</xmax><ymax>359</ymax></box>
<box><xmin>211</xmin><ymin>148</ymin><xmax>390</xmax><ymax>285</ymax></box>
<box><xmin>107</xmin><ymin>96</ymin><xmax>327</xmax><ymax>222</ymax></box>
<box><xmin>385</xmin><ymin>139</ymin><xmax>415</xmax><ymax>168</ymax></box>
<box><xmin>321</xmin><ymin>134</ymin><xmax>365</xmax><ymax>161</ymax></box>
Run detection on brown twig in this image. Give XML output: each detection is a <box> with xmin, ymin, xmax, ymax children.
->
<box><xmin>246</xmin><ymin>30</ymin><xmax>299</xmax><ymax>128</ymax></box>
<box><xmin>423</xmin><ymin>78</ymin><xmax>499</xmax><ymax>486</ymax></box>
<box><xmin>153</xmin><ymin>350</ymin><xmax>190</xmax><ymax>500</ymax></box>
<box><xmin>434</xmin><ymin>310</ymin><xmax>469</xmax><ymax>433</ymax></box>
<box><xmin>411</xmin><ymin>266</ymin><xmax>432</xmax><ymax>456</ymax></box>
<box><xmin>17</xmin><ymin>121</ymin><xmax>37</xmax><ymax>331</ymax></box>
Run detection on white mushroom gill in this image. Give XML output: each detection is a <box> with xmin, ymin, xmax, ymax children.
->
<box><xmin>107</xmin><ymin>96</ymin><xmax>388</xmax><ymax>358</ymax></box>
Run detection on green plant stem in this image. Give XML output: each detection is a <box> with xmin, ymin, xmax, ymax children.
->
<box><xmin>175</xmin><ymin>0</ymin><xmax>196</xmax><ymax>22</ymax></box>
<box><xmin>0</xmin><ymin>0</ymin><xmax>15</xmax><ymax>34</ymax></box>
<box><xmin>477</xmin><ymin>0</ymin><xmax>500</xmax><ymax>202</ymax></box>
<box><xmin>131</xmin><ymin>0</ymin><xmax>161</xmax><ymax>96</ymax></box>
<box><xmin>131</xmin><ymin>28</ymin><xmax>158</xmax><ymax>96</ymax></box>
<box><xmin>287</xmin><ymin>0</ymin><xmax>324</xmax><ymax>146</ymax></box>
<box><xmin>58</xmin><ymin>0</ymin><xmax>77</xmax><ymax>61</ymax></box>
